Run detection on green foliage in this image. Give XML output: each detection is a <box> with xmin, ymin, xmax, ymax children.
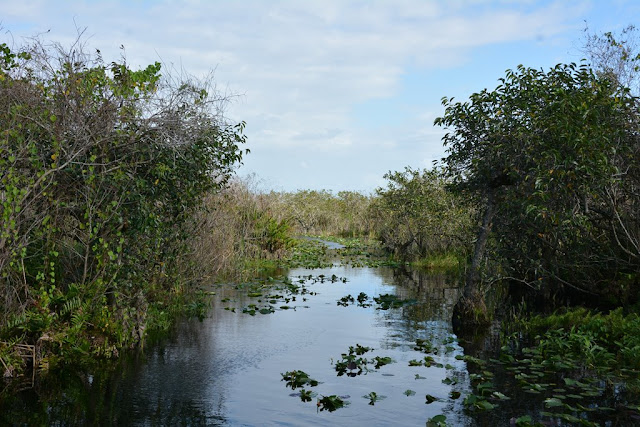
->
<box><xmin>281</xmin><ymin>370</ymin><xmax>319</xmax><ymax>389</ymax></box>
<box><xmin>435</xmin><ymin>61</ymin><xmax>640</xmax><ymax>298</ymax></box>
<box><xmin>271</xmin><ymin>189</ymin><xmax>373</xmax><ymax>237</ymax></box>
<box><xmin>426</xmin><ymin>414</ymin><xmax>447</xmax><ymax>427</ymax></box>
<box><xmin>316</xmin><ymin>395</ymin><xmax>347</xmax><ymax>412</ymax></box>
<box><xmin>511</xmin><ymin>307</ymin><xmax>640</xmax><ymax>371</ymax></box>
<box><xmin>0</xmin><ymin>38</ymin><xmax>246</xmax><ymax>367</ymax></box>
<box><xmin>254</xmin><ymin>215</ymin><xmax>295</xmax><ymax>254</ymax></box>
<box><xmin>370</xmin><ymin>167</ymin><xmax>474</xmax><ymax>261</ymax></box>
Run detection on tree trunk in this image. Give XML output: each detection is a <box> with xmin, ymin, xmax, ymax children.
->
<box><xmin>454</xmin><ymin>189</ymin><xmax>496</xmax><ymax>325</ymax></box>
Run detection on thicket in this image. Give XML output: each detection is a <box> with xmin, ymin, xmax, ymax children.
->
<box><xmin>0</xmin><ymin>37</ymin><xmax>247</xmax><ymax>373</ymax></box>
<box><xmin>435</xmin><ymin>27</ymin><xmax>640</xmax><ymax>323</ymax></box>
<box><xmin>268</xmin><ymin>189</ymin><xmax>373</xmax><ymax>237</ymax></box>
<box><xmin>369</xmin><ymin>167</ymin><xmax>475</xmax><ymax>262</ymax></box>
<box><xmin>189</xmin><ymin>178</ymin><xmax>295</xmax><ymax>283</ymax></box>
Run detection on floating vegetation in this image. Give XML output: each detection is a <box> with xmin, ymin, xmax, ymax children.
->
<box><xmin>408</xmin><ymin>356</ymin><xmax>442</xmax><ymax>368</ymax></box>
<box><xmin>363</xmin><ymin>391</ymin><xmax>386</xmax><ymax>405</ymax></box>
<box><xmin>337</xmin><ymin>295</ymin><xmax>355</xmax><ymax>307</ymax></box>
<box><xmin>373</xmin><ymin>294</ymin><xmax>417</xmax><ymax>310</ymax></box>
<box><xmin>241</xmin><ymin>304</ymin><xmax>276</xmax><ymax>316</ymax></box>
<box><xmin>440</xmin><ymin>307</ymin><xmax>640</xmax><ymax>425</ymax></box>
<box><xmin>281</xmin><ymin>370</ymin><xmax>320</xmax><ymax>390</ymax></box>
<box><xmin>404</xmin><ymin>389</ymin><xmax>416</xmax><ymax>397</ymax></box>
<box><xmin>283</xmin><ymin>239</ymin><xmax>333</xmax><ymax>269</ymax></box>
<box><xmin>414</xmin><ymin>338</ymin><xmax>437</xmax><ymax>354</ymax></box>
<box><xmin>371</xmin><ymin>356</ymin><xmax>394</xmax><ymax>369</ymax></box>
<box><xmin>425</xmin><ymin>394</ymin><xmax>439</xmax><ymax>404</ymax></box>
<box><xmin>224</xmin><ymin>274</ymin><xmax>336</xmax><ymax>315</ymax></box>
<box><xmin>334</xmin><ymin>346</ymin><xmax>370</xmax><ymax>377</ymax></box>
<box><xmin>333</xmin><ymin>344</ymin><xmax>394</xmax><ymax>376</ymax></box>
<box><xmin>356</xmin><ymin>292</ymin><xmax>372</xmax><ymax>307</ymax></box>
<box><xmin>316</xmin><ymin>395</ymin><xmax>349</xmax><ymax>412</ymax></box>
<box><xmin>426</xmin><ymin>414</ymin><xmax>447</xmax><ymax>427</ymax></box>
<box><xmin>442</xmin><ymin>377</ymin><xmax>458</xmax><ymax>386</ymax></box>
<box><xmin>289</xmin><ymin>389</ymin><xmax>317</xmax><ymax>402</ymax></box>
<box><xmin>463</xmin><ymin>393</ymin><xmax>496</xmax><ymax>411</ymax></box>
<box><xmin>336</xmin><ymin>292</ymin><xmax>372</xmax><ymax>308</ymax></box>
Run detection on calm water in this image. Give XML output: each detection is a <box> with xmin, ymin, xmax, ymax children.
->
<box><xmin>1</xmin><ymin>265</ymin><xmax>475</xmax><ymax>426</ymax></box>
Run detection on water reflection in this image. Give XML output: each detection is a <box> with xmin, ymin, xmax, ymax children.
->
<box><xmin>1</xmin><ymin>265</ymin><xmax>474</xmax><ymax>426</ymax></box>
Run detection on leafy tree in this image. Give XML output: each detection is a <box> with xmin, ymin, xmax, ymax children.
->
<box><xmin>371</xmin><ymin>167</ymin><xmax>474</xmax><ymax>260</ymax></box>
<box><xmin>582</xmin><ymin>25</ymin><xmax>640</xmax><ymax>287</ymax></box>
<box><xmin>0</xmin><ymin>36</ymin><xmax>247</xmax><ymax>359</ymax></box>
<box><xmin>435</xmin><ymin>63</ymin><xmax>638</xmax><ymax>323</ymax></box>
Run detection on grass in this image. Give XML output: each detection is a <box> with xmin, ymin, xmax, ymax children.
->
<box><xmin>412</xmin><ymin>252</ymin><xmax>462</xmax><ymax>272</ymax></box>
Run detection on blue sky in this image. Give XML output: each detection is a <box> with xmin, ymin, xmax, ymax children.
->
<box><xmin>1</xmin><ymin>0</ymin><xmax>638</xmax><ymax>192</ymax></box>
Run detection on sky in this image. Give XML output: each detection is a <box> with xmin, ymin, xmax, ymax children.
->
<box><xmin>1</xmin><ymin>0</ymin><xmax>638</xmax><ymax>193</ymax></box>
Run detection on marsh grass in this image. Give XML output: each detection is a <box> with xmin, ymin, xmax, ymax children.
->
<box><xmin>412</xmin><ymin>252</ymin><xmax>463</xmax><ymax>272</ymax></box>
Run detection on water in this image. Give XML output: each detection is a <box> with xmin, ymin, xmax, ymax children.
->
<box><xmin>1</xmin><ymin>265</ymin><xmax>475</xmax><ymax>426</ymax></box>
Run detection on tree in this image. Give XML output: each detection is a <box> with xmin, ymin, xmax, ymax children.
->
<box><xmin>0</xmin><ymin>36</ymin><xmax>247</xmax><ymax>356</ymax></box>
<box><xmin>583</xmin><ymin>24</ymin><xmax>640</xmax><ymax>96</ymax></box>
<box><xmin>582</xmin><ymin>25</ymin><xmax>640</xmax><ymax>289</ymax></box>
<box><xmin>435</xmin><ymin>63</ymin><xmax>638</xmax><ymax>323</ymax></box>
<box><xmin>371</xmin><ymin>167</ymin><xmax>474</xmax><ymax>260</ymax></box>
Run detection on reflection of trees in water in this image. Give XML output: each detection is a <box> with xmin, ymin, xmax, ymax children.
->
<box><xmin>372</xmin><ymin>267</ymin><xmax>461</xmax><ymax>344</ymax></box>
<box><xmin>392</xmin><ymin>267</ymin><xmax>461</xmax><ymax>321</ymax></box>
<box><xmin>108</xmin><ymin>317</ymin><xmax>229</xmax><ymax>425</ymax></box>
<box><xmin>370</xmin><ymin>267</ymin><xmax>472</xmax><ymax>426</ymax></box>
<box><xmin>370</xmin><ymin>267</ymin><xmax>462</xmax><ymax>350</ymax></box>
<box><xmin>0</xmin><ymin>318</ymin><xmax>228</xmax><ymax>425</ymax></box>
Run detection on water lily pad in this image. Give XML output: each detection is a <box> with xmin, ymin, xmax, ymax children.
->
<box><xmin>317</xmin><ymin>395</ymin><xmax>348</xmax><ymax>412</ymax></box>
<box><xmin>544</xmin><ymin>397</ymin><xmax>564</xmax><ymax>408</ymax></box>
<box><xmin>425</xmin><ymin>394</ymin><xmax>438</xmax><ymax>404</ymax></box>
<box><xmin>427</xmin><ymin>414</ymin><xmax>446</xmax><ymax>427</ymax></box>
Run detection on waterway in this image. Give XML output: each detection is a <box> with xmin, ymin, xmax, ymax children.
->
<box><xmin>1</xmin><ymin>262</ymin><xmax>475</xmax><ymax>425</ymax></box>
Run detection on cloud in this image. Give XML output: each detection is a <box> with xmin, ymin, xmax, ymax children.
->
<box><xmin>0</xmin><ymin>0</ymin><xmax>595</xmax><ymax>191</ymax></box>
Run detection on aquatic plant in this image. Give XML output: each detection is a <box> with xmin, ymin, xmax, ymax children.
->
<box><xmin>373</xmin><ymin>294</ymin><xmax>417</xmax><ymax>310</ymax></box>
<box><xmin>426</xmin><ymin>414</ymin><xmax>447</xmax><ymax>427</ymax></box>
<box><xmin>281</xmin><ymin>370</ymin><xmax>319</xmax><ymax>389</ymax></box>
<box><xmin>317</xmin><ymin>395</ymin><xmax>348</xmax><ymax>412</ymax></box>
<box><xmin>363</xmin><ymin>391</ymin><xmax>386</xmax><ymax>405</ymax></box>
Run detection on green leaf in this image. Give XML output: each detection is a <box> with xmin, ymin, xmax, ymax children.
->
<box><xmin>544</xmin><ymin>397</ymin><xmax>564</xmax><ymax>408</ymax></box>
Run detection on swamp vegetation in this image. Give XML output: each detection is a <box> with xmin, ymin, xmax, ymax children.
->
<box><xmin>1</xmin><ymin>26</ymin><xmax>640</xmax><ymax>425</ymax></box>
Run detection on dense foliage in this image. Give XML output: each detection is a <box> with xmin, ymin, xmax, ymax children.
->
<box><xmin>0</xmin><ymin>39</ymin><xmax>247</xmax><ymax>368</ymax></box>
<box><xmin>370</xmin><ymin>167</ymin><xmax>474</xmax><ymax>261</ymax></box>
<box><xmin>271</xmin><ymin>189</ymin><xmax>373</xmax><ymax>237</ymax></box>
<box><xmin>436</xmin><ymin>60</ymin><xmax>639</xmax><ymax>316</ymax></box>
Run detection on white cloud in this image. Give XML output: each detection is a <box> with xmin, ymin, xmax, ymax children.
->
<box><xmin>0</xmin><ymin>0</ymin><xmax>603</xmax><ymax>191</ymax></box>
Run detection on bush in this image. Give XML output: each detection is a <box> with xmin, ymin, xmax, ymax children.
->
<box><xmin>370</xmin><ymin>167</ymin><xmax>475</xmax><ymax>261</ymax></box>
<box><xmin>0</xmin><ymin>36</ymin><xmax>246</xmax><ymax>367</ymax></box>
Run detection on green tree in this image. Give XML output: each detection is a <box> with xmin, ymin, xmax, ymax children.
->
<box><xmin>0</xmin><ymin>37</ymin><xmax>247</xmax><ymax>360</ymax></box>
<box><xmin>371</xmin><ymin>167</ymin><xmax>474</xmax><ymax>260</ymax></box>
<box><xmin>435</xmin><ymin>63</ymin><xmax>638</xmax><ymax>323</ymax></box>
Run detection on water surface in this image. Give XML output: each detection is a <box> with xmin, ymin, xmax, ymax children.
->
<box><xmin>2</xmin><ymin>265</ymin><xmax>473</xmax><ymax>426</ymax></box>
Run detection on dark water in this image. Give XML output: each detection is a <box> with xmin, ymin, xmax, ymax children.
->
<box><xmin>1</xmin><ymin>265</ymin><xmax>478</xmax><ymax>426</ymax></box>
